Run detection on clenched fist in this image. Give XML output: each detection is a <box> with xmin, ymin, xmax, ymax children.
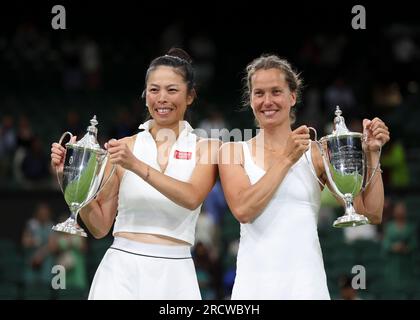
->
<box><xmin>51</xmin><ymin>135</ymin><xmax>77</xmax><ymax>173</ymax></box>
<box><xmin>282</xmin><ymin>125</ymin><xmax>311</xmax><ymax>165</ymax></box>
<box><xmin>363</xmin><ymin>118</ymin><xmax>390</xmax><ymax>152</ymax></box>
<box><xmin>106</xmin><ymin>139</ymin><xmax>137</xmax><ymax>171</ymax></box>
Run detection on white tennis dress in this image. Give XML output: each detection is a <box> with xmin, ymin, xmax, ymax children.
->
<box><xmin>231</xmin><ymin>142</ymin><xmax>330</xmax><ymax>300</ymax></box>
<box><xmin>88</xmin><ymin>120</ymin><xmax>202</xmax><ymax>300</ymax></box>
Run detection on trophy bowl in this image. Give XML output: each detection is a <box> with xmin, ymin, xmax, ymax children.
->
<box><xmin>52</xmin><ymin>116</ymin><xmax>114</xmax><ymax>237</ymax></box>
<box><xmin>319</xmin><ymin>132</ymin><xmax>369</xmax><ymax>227</ymax></box>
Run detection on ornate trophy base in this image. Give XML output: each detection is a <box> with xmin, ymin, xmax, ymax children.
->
<box><xmin>333</xmin><ymin>213</ymin><xmax>370</xmax><ymax>228</ymax></box>
<box><xmin>52</xmin><ymin>217</ymin><xmax>87</xmax><ymax>237</ymax></box>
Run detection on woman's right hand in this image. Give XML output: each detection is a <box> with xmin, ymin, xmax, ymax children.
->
<box><xmin>51</xmin><ymin>136</ymin><xmax>77</xmax><ymax>173</ymax></box>
<box><xmin>282</xmin><ymin>125</ymin><xmax>311</xmax><ymax>165</ymax></box>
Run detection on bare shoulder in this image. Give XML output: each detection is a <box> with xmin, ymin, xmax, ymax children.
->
<box><xmin>218</xmin><ymin>141</ymin><xmax>242</xmax><ymax>154</ymax></box>
<box><xmin>195</xmin><ymin>138</ymin><xmax>221</xmax><ymax>165</ymax></box>
<box><xmin>218</xmin><ymin>141</ymin><xmax>244</xmax><ymax>166</ymax></box>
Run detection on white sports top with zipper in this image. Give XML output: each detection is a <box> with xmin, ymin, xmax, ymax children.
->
<box><xmin>113</xmin><ymin>120</ymin><xmax>201</xmax><ymax>246</ymax></box>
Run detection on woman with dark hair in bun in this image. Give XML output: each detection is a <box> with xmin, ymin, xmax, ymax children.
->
<box><xmin>51</xmin><ymin>48</ymin><xmax>220</xmax><ymax>299</ymax></box>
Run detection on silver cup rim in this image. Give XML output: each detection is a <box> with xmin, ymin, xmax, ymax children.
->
<box><xmin>65</xmin><ymin>142</ymin><xmax>106</xmax><ymax>155</ymax></box>
<box><xmin>320</xmin><ymin>131</ymin><xmax>363</xmax><ymax>143</ymax></box>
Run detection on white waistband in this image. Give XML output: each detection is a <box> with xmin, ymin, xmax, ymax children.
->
<box><xmin>110</xmin><ymin>236</ymin><xmax>192</xmax><ymax>259</ymax></box>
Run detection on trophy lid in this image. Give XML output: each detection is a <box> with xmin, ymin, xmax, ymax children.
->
<box><xmin>332</xmin><ymin>106</ymin><xmax>350</xmax><ymax>135</ymax></box>
<box><xmin>67</xmin><ymin>115</ymin><xmax>104</xmax><ymax>153</ymax></box>
<box><xmin>320</xmin><ymin>106</ymin><xmax>363</xmax><ymax>141</ymax></box>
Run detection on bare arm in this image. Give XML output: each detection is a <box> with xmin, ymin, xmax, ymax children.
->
<box><xmin>219</xmin><ymin>126</ymin><xmax>311</xmax><ymax>223</ymax></box>
<box><xmin>351</xmin><ymin>118</ymin><xmax>390</xmax><ymax>224</ymax></box>
<box><xmin>218</xmin><ymin>142</ymin><xmax>293</xmax><ymax>223</ymax></box>
<box><xmin>353</xmin><ymin>151</ymin><xmax>384</xmax><ymax>224</ymax></box>
<box><xmin>107</xmin><ymin>138</ymin><xmax>220</xmax><ymax>211</ymax></box>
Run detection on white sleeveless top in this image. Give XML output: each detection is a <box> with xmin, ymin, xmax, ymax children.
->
<box><xmin>231</xmin><ymin>141</ymin><xmax>330</xmax><ymax>300</ymax></box>
<box><xmin>113</xmin><ymin>120</ymin><xmax>201</xmax><ymax>246</ymax></box>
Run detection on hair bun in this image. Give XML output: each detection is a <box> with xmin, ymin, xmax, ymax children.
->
<box><xmin>167</xmin><ymin>48</ymin><xmax>193</xmax><ymax>64</ymax></box>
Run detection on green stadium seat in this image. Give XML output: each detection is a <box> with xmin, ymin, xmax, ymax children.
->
<box><xmin>0</xmin><ymin>250</ymin><xmax>24</xmax><ymax>284</ymax></box>
<box><xmin>0</xmin><ymin>283</ymin><xmax>20</xmax><ymax>300</ymax></box>
<box><xmin>56</xmin><ymin>288</ymin><xmax>88</xmax><ymax>300</ymax></box>
<box><xmin>23</xmin><ymin>284</ymin><xmax>53</xmax><ymax>300</ymax></box>
<box><xmin>0</xmin><ymin>239</ymin><xmax>17</xmax><ymax>254</ymax></box>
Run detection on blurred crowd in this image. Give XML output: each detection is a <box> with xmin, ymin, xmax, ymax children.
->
<box><xmin>1</xmin><ymin>16</ymin><xmax>420</xmax><ymax>299</ymax></box>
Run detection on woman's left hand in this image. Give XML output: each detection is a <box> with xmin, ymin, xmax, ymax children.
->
<box><xmin>106</xmin><ymin>139</ymin><xmax>137</xmax><ymax>171</ymax></box>
<box><xmin>363</xmin><ymin>117</ymin><xmax>390</xmax><ymax>152</ymax></box>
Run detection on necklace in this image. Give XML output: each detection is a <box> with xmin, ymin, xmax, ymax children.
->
<box><xmin>263</xmin><ymin>145</ymin><xmax>282</xmax><ymax>153</ymax></box>
<box><xmin>254</xmin><ymin>140</ymin><xmax>283</xmax><ymax>153</ymax></box>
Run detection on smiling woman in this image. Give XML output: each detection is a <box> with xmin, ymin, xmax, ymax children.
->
<box><xmin>142</xmin><ymin>50</ymin><xmax>196</xmax><ymax>126</ymax></box>
<box><xmin>218</xmin><ymin>54</ymin><xmax>390</xmax><ymax>299</ymax></box>
<box><xmin>50</xmin><ymin>48</ymin><xmax>220</xmax><ymax>300</ymax></box>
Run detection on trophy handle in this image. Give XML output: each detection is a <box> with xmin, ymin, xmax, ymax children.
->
<box><xmin>362</xmin><ymin>138</ymin><xmax>382</xmax><ymax>191</ymax></box>
<box><xmin>93</xmin><ymin>157</ymin><xmax>116</xmax><ymax>198</ymax></box>
<box><xmin>56</xmin><ymin>131</ymin><xmax>73</xmax><ymax>194</ymax></box>
<box><xmin>306</xmin><ymin>127</ymin><xmax>345</xmax><ymax>199</ymax></box>
<box><xmin>305</xmin><ymin>127</ymin><xmax>327</xmax><ymax>188</ymax></box>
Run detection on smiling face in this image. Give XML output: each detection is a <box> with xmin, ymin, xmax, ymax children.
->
<box><xmin>145</xmin><ymin>66</ymin><xmax>194</xmax><ymax>127</ymax></box>
<box><xmin>250</xmin><ymin>68</ymin><xmax>296</xmax><ymax>128</ymax></box>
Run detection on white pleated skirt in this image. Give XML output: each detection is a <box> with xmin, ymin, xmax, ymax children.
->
<box><xmin>88</xmin><ymin>237</ymin><xmax>201</xmax><ymax>300</ymax></box>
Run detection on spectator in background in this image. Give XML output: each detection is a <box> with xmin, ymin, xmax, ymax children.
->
<box><xmin>0</xmin><ymin>114</ymin><xmax>17</xmax><ymax>155</ymax></box>
<box><xmin>16</xmin><ymin>114</ymin><xmax>34</xmax><ymax>150</ymax></box>
<box><xmin>62</xmin><ymin>39</ymin><xmax>83</xmax><ymax>91</ymax></box>
<box><xmin>299</xmin><ymin>86</ymin><xmax>323</xmax><ymax>133</ymax></box>
<box><xmin>20</xmin><ymin>136</ymin><xmax>49</xmax><ymax>186</ymax></box>
<box><xmin>324</xmin><ymin>77</ymin><xmax>357</xmax><ymax>117</ymax></box>
<box><xmin>50</xmin><ymin>214</ymin><xmax>88</xmax><ymax>292</ymax></box>
<box><xmin>222</xmin><ymin>239</ymin><xmax>239</xmax><ymax>299</ymax></box>
<box><xmin>372</xmin><ymin>82</ymin><xmax>402</xmax><ymax>111</ymax></box>
<box><xmin>109</xmin><ymin>109</ymin><xmax>136</xmax><ymax>140</ymax></box>
<box><xmin>344</xmin><ymin>223</ymin><xmax>378</xmax><ymax>244</ymax></box>
<box><xmin>202</xmin><ymin>179</ymin><xmax>228</xmax><ymax>226</ymax></box>
<box><xmin>21</xmin><ymin>202</ymin><xmax>54</xmax><ymax>286</ymax></box>
<box><xmin>338</xmin><ymin>275</ymin><xmax>361</xmax><ymax>300</ymax></box>
<box><xmin>382</xmin><ymin>201</ymin><xmax>417</xmax><ymax>292</ymax></box>
<box><xmin>381</xmin><ymin>140</ymin><xmax>410</xmax><ymax>188</ymax></box>
<box><xmin>195</xmin><ymin>210</ymin><xmax>217</xmax><ymax>251</ymax></box>
<box><xmin>64</xmin><ymin>111</ymin><xmax>83</xmax><ymax>138</ymax></box>
<box><xmin>192</xmin><ymin>241</ymin><xmax>218</xmax><ymax>300</ymax></box>
<box><xmin>0</xmin><ymin>115</ymin><xmax>17</xmax><ymax>178</ymax></box>
<box><xmin>188</xmin><ymin>33</ymin><xmax>217</xmax><ymax>94</ymax></box>
<box><xmin>197</xmin><ymin>108</ymin><xmax>230</xmax><ymax>142</ymax></box>
<box><xmin>80</xmin><ymin>38</ymin><xmax>102</xmax><ymax>90</ymax></box>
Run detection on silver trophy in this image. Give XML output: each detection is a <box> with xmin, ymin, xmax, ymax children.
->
<box><xmin>52</xmin><ymin>116</ymin><xmax>115</xmax><ymax>237</ymax></box>
<box><xmin>307</xmin><ymin>106</ymin><xmax>381</xmax><ymax>228</ymax></box>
